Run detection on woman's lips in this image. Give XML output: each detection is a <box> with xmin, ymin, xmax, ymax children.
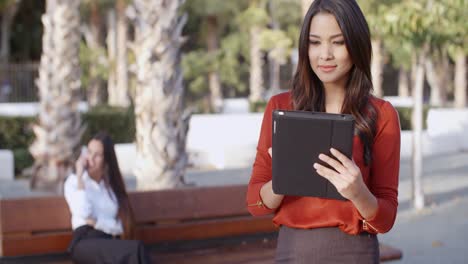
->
<box><xmin>319</xmin><ymin>65</ymin><xmax>337</xmax><ymax>73</ymax></box>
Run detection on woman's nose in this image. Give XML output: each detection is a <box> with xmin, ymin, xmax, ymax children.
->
<box><xmin>319</xmin><ymin>44</ymin><xmax>333</xmax><ymax>60</ymax></box>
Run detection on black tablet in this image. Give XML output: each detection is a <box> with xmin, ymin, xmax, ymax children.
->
<box><xmin>271</xmin><ymin>110</ymin><xmax>355</xmax><ymax>200</ymax></box>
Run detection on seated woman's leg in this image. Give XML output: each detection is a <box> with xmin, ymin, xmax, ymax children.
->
<box><xmin>71</xmin><ymin>238</ymin><xmax>152</xmax><ymax>264</ymax></box>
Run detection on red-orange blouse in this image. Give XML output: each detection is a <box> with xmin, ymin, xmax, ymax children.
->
<box><xmin>246</xmin><ymin>91</ymin><xmax>401</xmax><ymax>235</ymax></box>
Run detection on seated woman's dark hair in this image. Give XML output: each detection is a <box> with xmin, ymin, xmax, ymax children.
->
<box><xmin>92</xmin><ymin>131</ymin><xmax>135</xmax><ymax>239</ymax></box>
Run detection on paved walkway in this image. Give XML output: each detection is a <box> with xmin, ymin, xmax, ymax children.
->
<box><xmin>1</xmin><ymin>151</ymin><xmax>468</xmax><ymax>263</ymax></box>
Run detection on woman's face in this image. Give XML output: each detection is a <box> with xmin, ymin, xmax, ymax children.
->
<box><xmin>308</xmin><ymin>12</ymin><xmax>353</xmax><ymax>88</ymax></box>
<box><xmin>86</xmin><ymin>139</ymin><xmax>105</xmax><ymax>178</ymax></box>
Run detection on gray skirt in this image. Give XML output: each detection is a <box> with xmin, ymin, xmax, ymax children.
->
<box><xmin>275</xmin><ymin>226</ymin><xmax>379</xmax><ymax>264</ymax></box>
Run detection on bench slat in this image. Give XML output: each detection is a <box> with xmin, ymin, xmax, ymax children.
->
<box><xmin>130</xmin><ymin>185</ymin><xmax>249</xmax><ymax>223</ymax></box>
<box><xmin>137</xmin><ymin>215</ymin><xmax>276</xmax><ymax>243</ymax></box>
<box><xmin>0</xmin><ymin>197</ymin><xmax>71</xmax><ymax>233</ymax></box>
<box><xmin>0</xmin><ymin>232</ymin><xmax>72</xmax><ymax>257</ymax></box>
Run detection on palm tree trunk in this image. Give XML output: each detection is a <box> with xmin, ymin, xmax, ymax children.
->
<box><xmin>398</xmin><ymin>68</ymin><xmax>410</xmax><ymax>97</ymax></box>
<box><xmin>454</xmin><ymin>50</ymin><xmax>466</xmax><ymax>108</ymax></box>
<box><xmin>206</xmin><ymin>16</ymin><xmax>223</xmax><ymax>112</ymax></box>
<box><xmin>132</xmin><ymin>0</ymin><xmax>190</xmax><ymax>190</ymax></box>
<box><xmin>30</xmin><ymin>0</ymin><xmax>84</xmax><ymax>193</ymax></box>
<box><xmin>371</xmin><ymin>38</ymin><xmax>384</xmax><ymax>98</ymax></box>
<box><xmin>426</xmin><ymin>52</ymin><xmax>448</xmax><ymax>107</ymax></box>
<box><xmin>106</xmin><ymin>9</ymin><xmax>118</xmax><ymax>105</ymax></box>
<box><xmin>411</xmin><ymin>47</ymin><xmax>427</xmax><ymax>210</ymax></box>
<box><xmin>0</xmin><ymin>0</ymin><xmax>21</xmax><ymax>64</ymax></box>
<box><xmin>249</xmin><ymin>26</ymin><xmax>265</xmax><ymax>103</ymax></box>
<box><xmin>269</xmin><ymin>54</ymin><xmax>281</xmax><ymax>94</ymax></box>
<box><xmin>85</xmin><ymin>0</ymin><xmax>105</xmax><ymax>107</ymax></box>
<box><xmin>114</xmin><ymin>0</ymin><xmax>130</xmax><ymax>107</ymax></box>
<box><xmin>268</xmin><ymin>1</ymin><xmax>281</xmax><ymax>96</ymax></box>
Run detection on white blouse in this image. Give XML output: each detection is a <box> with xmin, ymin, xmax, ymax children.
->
<box><xmin>64</xmin><ymin>172</ymin><xmax>123</xmax><ymax>235</ymax></box>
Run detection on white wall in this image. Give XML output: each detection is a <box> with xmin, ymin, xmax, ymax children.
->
<box><xmin>0</xmin><ymin>102</ymin><xmax>88</xmax><ymax>116</ymax></box>
<box><xmin>0</xmin><ymin>150</ymin><xmax>14</xmax><ymax>180</ymax></box>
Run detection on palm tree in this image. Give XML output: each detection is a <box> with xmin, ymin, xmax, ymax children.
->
<box><xmin>131</xmin><ymin>0</ymin><xmax>190</xmax><ymax>190</ymax></box>
<box><xmin>238</xmin><ymin>0</ymin><xmax>269</xmax><ymax>104</ymax></box>
<box><xmin>29</xmin><ymin>0</ymin><xmax>84</xmax><ymax>193</ymax></box>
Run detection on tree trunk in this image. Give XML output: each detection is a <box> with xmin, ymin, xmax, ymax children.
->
<box><xmin>268</xmin><ymin>1</ymin><xmax>281</xmax><ymax>96</ymax></box>
<box><xmin>426</xmin><ymin>53</ymin><xmax>448</xmax><ymax>107</ymax></box>
<box><xmin>454</xmin><ymin>50</ymin><xmax>466</xmax><ymax>108</ymax></box>
<box><xmin>30</xmin><ymin>0</ymin><xmax>84</xmax><ymax>193</ymax></box>
<box><xmin>206</xmin><ymin>16</ymin><xmax>223</xmax><ymax>113</ymax></box>
<box><xmin>371</xmin><ymin>38</ymin><xmax>384</xmax><ymax>98</ymax></box>
<box><xmin>249</xmin><ymin>26</ymin><xmax>265</xmax><ymax>103</ymax></box>
<box><xmin>132</xmin><ymin>0</ymin><xmax>190</xmax><ymax>190</ymax></box>
<box><xmin>398</xmin><ymin>68</ymin><xmax>410</xmax><ymax>97</ymax></box>
<box><xmin>269</xmin><ymin>53</ymin><xmax>281</xmax><ymax>95</ymax></box>
<box><xmin>301</xmin><ymin>0</ymin><xmax>314</xmax><ymax>18</ymax></box>
<box><xmin>411</xmin><ymin>47</ymin><xmax>427</xmax><ymax>210</ymax></box>
<box><xmin>0</xmin><ymin>0</ymin><xmax>21</xmax><ymax>64</ymax></box>
<box><xmin>114</xmin><ymin>0</ymin><xmax>130</xmax><ymax>107</ymax></box>
<box><xmin>84</xmin><ymin>0</ymin><xmax>105</xmax><ymax>107</ymax></box>
<box><xmin>106</xmin><ymin>9</ymin><xmax>118</xmax><ymax>105</ymax></box>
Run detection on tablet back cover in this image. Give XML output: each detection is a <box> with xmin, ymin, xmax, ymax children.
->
<box><xmin>271</xmin><ymin>110</ymin><xmax>354</xmax><ymax>200</ymax></box>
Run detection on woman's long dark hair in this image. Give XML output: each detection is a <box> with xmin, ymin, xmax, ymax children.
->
<box><xmin>92</xmin><ymin>132</ymin><xmax>135</xmax><ymax>239</ymax></box>
<box><xmin>292</xmin><ymin>0</ymin><xmax>377</xmax><ymax>165</ymax></box>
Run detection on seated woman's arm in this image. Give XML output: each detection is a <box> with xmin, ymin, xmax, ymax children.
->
<box><xmin>64</xmin><ymin>174</ymin><xmax>93</xmax><ymax>224</ymax></box>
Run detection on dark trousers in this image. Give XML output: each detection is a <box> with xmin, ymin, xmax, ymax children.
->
<box><xmin>68</xmin><ymin>225</ymin><xmax>152</xmax><ymax>264</ymax></box>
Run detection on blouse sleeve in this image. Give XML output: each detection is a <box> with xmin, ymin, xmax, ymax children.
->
<box><xmin>358</xmin><ymin>101</ymin><xmax>401</xmax><ymax>234</ymax></box>
<box><xmin>64</xmin><ymin>174</ymin><xmax>93</xmax><ymax>220</ymax></box>
<box><xmin>246</xmin><ymin>97</ymin><xmax>277</xmax><ymax>216</ymax></box>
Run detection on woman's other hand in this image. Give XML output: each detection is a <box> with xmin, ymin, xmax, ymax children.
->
<box><xmin>314</xmin><ymin>148</ymin><xmax>366</xmax><ymax>201</ymax></box>
<box><xmin>259</xmin><ymin>147</ymin><xmax>284</xmax><ymax>210</ymax></box>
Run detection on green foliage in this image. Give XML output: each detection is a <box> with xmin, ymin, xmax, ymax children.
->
<box><xmin>377</xmin><ymin>0</ymin><xmax>467</xmax><ymax>70</ymax></box>
<box><xmin>395</xmin><ymin>106</ymin><xmax>430</xmax><ymax>130</ymax></box>
<box><xmin>184</xmin><ymin>0</ymin><xmax>243</xmax><ymax>17</ymax></box>
<box><xmin>260</xmin><ymin>29</ymin><xmax>293</xmax><ymax>63</ymax></box>
<box><xmin>249</xmin><ymin>100</ymin><xmax>268</xmax><ymax>113</ymax></box>
<box><xmin>182</xmin><ymin>50</ymin><xmax>216</xmax><ymax>97</ymax></box>
<box><xmin>13</xmin><ymin>148</ymin><xmax>33</xmax><ymax>176</ymax></box>
<box><xmin>218</xmin><ymin>32</ymin><xmax>250</xmax><ymax>95</ymax></box>
<box><xmin>0</xmin><ymin>116</ymin><xmax>35</xmax><ymax>176</ymax></box>
<box><xmin>79</xmin><ymin>42</ymin><xmax>109</xmax><ymax>90</ymax></box>
<box><xmin>236</xmin><ymin>1</ymin><xmax>269</xmax><ymax>29</ymax></box>
<box><xmin>0</xmin><ymin>116</ymin><xmax>35</xmax><ymax>149</ymax></box>
<box><xmin>81</xmin><ymin>105</ymin><xmax>135</xmax><ymax>144</ymax></box>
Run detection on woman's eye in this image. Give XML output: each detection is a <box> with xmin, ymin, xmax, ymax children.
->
<box><xmin>309</xmin><ymin>40</ymin><xmax>320</xmax><ymax>45</ymax></box>
<box><xmin>333</xmin><ymin>40</ymin><xmax>345</xmax><ymax>45</ymax></box>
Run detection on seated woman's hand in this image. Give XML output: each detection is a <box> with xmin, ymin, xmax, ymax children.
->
<box><xmin>75</xmin><ymin>151</ymin><xmax>88</xmax><ymax>177</ymax></box>
<box><xmin>85</xmin><ymin>218</ymin><xmax>96</xmax><ymax>227</ymax></box>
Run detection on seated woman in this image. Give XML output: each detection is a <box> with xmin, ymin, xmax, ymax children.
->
<box><xmin>64</xmin><ymin>132</ymin><xmax>151</xmax><ymax>264</ymax></box>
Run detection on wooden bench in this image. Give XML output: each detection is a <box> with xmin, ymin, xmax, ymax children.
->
<box><xmin>0</xmin><ymin>184</ymin><xmax>402</xmax><ymax>262</ymax></box>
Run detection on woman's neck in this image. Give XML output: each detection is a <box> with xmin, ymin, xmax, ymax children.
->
<box><xmin>88</xmin><ymin>171</ymin><xmax>103</xmax><ymax>183</ymax></box>
<box><xmin>323</xmin><ymin>82</ymin><xmax>346</xmax><ymax>114</ymax></box>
